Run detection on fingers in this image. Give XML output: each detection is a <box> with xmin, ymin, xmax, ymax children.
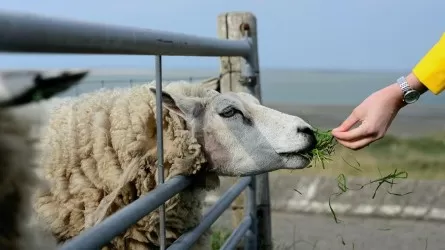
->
<box><xmin>332</xmin><ymin>113</ymin><xmax>360</xmax><ymax>133</ymax></box>
<box><xmin>334</xmin><ymin>122</ymin><xmax>382</xmax><ymax>150</ymax></box>
<box><xmin>332</xmin><ymin>125</ymin><xmax>371</xmax><ymax>142</ymax></box>
<box><xmin>336</xmin><ymin>137</ymin><xmax>375</xmax><ymax>150</ymax></box>
<box><xmin>332</xmin><ymin>109</ymin><xmax>384</xmax><ymax>150</ymax></box>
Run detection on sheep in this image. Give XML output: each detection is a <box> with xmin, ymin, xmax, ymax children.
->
<box><xmin>0</xmin><ymin>70</ymin><xmax>87</xmax><ymax>250</ymax></box>
<box><xmin>32</xmin><ymin>78</ymin><xmax>317</xmax><ymax>250</ymax></box>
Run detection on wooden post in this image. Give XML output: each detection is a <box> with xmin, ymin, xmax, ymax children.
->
<box><xmin>217</xmin><ymin>12</ymin><xmax>272</xmax><ymax>250</ymax></box>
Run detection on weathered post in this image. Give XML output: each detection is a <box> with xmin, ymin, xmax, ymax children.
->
<box><xmin>217</xmin><ymin>12</ymin><xmax>272</xmax><ymax>250</ymax></box>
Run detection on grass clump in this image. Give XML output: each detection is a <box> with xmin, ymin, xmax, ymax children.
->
<box><xmin>307</xmin><ymin>129</ymin><xmax>338</xmax><ymax>169</ymax></box>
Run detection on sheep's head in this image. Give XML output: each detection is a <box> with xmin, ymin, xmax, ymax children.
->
<box><xmin>149</xmin><ymin>81</ymin><xmax>316</xmax><ymax>177</ymax></box>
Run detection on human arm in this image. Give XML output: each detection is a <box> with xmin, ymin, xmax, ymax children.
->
<box><xmin>331</xmin><ymin>32</ymin><xmax>445</xmax><ymax>150</ymax></box>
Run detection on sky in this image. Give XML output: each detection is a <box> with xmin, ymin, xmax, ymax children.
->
<box><xmin>0</xmin><ymin>0</ymin><xmax>443</xmax><ymax>71</ymax></box>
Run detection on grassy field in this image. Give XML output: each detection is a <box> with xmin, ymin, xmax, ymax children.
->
<box><xmin>289</xmin><ymin>132</ymin><xmax>445</xmax><ymax>180</ymax></box>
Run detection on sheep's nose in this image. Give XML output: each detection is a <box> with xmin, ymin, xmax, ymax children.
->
<box><xmin>297</xmin><ymin>126</ymin><xmax>314</xmax><ymax>136</ymax></box>
<box><xmin>297</xmin><ymin>126</ymin><xmax>317</xmax><ymax>152</ymax></box>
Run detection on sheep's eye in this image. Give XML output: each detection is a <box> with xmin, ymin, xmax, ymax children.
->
<box><xmin>219</xmin><ymin>107</ymin><xmax>238</xmax><ymax>118</ymax></box>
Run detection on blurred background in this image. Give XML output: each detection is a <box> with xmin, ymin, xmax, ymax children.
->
<box><xmin>2</xmin><ymin>1</ymin><xmax>445</xmax><ymax>249</ymax></box>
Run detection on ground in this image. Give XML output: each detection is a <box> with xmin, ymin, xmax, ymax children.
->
<box><xmin>210</xmin><ymin>210</ymin><xmax>443</xmax><ymax>250</ymax></box>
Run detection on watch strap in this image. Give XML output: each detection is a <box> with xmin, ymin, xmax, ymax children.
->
<box><xmin>397</xmin><ymin>76</ymin><xmax>411</xmax><ymax>93</ymax></box>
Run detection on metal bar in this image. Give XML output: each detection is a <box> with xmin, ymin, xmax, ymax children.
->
<box><xmin>244</xmin><ymin>176</ymin><xmax>257</xmax><ymax>250</ymax></box>
<box><xmin>0</xmin><ymin>10</ymin><xmax>251</xmax><ymax>57</ymax></box>
<box><xmin>220</xmin><ymin>216</ymin><xmax>252</xmax><ymax>250</ymax></box>
<box><xmin>155</xmin><ymin>55</ymin><xmax>166</xmax><ymax>250</ymax></box>
<box><xmin>256</xmin><ymin>175</ymin><xmax>272</xmax><ymax>250</ymax></box>
<box><xmin>244</xmin><ymin>28</ymin><xmax>272</xmax><ymax>250</ymax></box>
<box><xmin>167</xmin><ymin>177</ymin><xmax>251</xmax><ymax>250</ymax></box>
<box><xmin>58</xmin><ymin>175</ymin><xmax>193</xmax><ymax>250</ymax></box>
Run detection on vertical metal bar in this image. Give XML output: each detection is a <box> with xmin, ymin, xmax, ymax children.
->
<box><xmin>245</xmin><ymin>175</ymin><xmax>257</xmax><ymax>250</ymax></box>
<box><xmin>255</xmin><ymin>174</ymin><xmax>272</xmax><ymax>250</ymax></box>
<box><xmin>155</xmin><ymin>55</ymin><xmax>166</xmax><ymax>250</ymax></box>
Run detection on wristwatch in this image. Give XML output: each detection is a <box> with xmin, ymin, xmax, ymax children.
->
<box><xmin>397</xmin><ymin>76</ymin><xmax>420</xmax><ymax>104</ymax></box>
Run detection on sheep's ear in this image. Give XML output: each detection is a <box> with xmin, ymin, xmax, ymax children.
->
<box><xmin>149</xmin><ymin>87</ymin><xmax>203</xmax><ymax>119</ymax></box>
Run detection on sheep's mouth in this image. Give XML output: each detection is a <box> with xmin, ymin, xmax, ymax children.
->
<box><xmin>278</xmin><ymin>139</ymin><xmax>317</xmax><ymax>163</ymax></box>
<box><xmin>279</xmin><ymin>151</ymin><xmax>313</xmax><ymax>161</ymax></box>
<box><xmin>299</xmin><ymin>151</ymin><xmax>314</xmax><ymax>161</ymax></box>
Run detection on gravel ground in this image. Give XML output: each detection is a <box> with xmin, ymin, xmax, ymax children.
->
<box><xmin>212</xmin><ymin>210</ymin><xmax>445</xmax><ymax>250</ymax></box>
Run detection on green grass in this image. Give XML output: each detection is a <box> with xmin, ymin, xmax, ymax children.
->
<box><xmin>290</xmin><ymin>132</ymin><xmax>445</xmax><ymax>181</ymax></box>
<box><xmin>211</xmin><ymin>229</ymin><xmax>231</xmax><ymax>249</ymax></box>
<box><xmin>307</xmin><ymin>129</ymin><xmax>337</xmax><ymax>169</ymax></box>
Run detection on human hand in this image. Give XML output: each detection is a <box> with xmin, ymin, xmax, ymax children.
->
<box><xmin>331</xmin><ymin>83</ymin><xmax>405</xmax><ymax>150</ymax></box>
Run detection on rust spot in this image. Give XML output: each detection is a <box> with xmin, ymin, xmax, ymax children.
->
<box><xmin>240</xmin><ymin>23</ymin><xmax>250</xmax><ymax>32</ymax></box>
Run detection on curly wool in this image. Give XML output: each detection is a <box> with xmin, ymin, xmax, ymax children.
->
<box><xmin>33</xmin><ymin>81</ymin><xmax>219</xmax><ymax>249</ymax></box>
<box><xmin>0</xmin><ymin>104</ymin><xmax>58</xmax><ymax>250</ymax></box>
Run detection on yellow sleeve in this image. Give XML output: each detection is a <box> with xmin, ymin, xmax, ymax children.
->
<box><xmin>412</xmin><ymin>32</ymin><xmax>445</xmax><ymax>95</ymax></box>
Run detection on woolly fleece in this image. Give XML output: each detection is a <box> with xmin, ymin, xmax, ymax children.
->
<box><xmin>33</xmin><ymin>81</ymin><xmax>220</xmax><ymax>249</ymax></box>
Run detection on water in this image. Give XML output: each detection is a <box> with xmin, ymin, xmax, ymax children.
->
<box><xmin>58</xmin><ymin>68</ymin><xmax>445</xmax><ymax>106</ymax></box>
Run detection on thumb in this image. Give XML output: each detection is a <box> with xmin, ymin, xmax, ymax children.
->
<box><xmin>332</xmin><ymin>113</ymin><xmax>360</xmax><ymax>134</ymax></box>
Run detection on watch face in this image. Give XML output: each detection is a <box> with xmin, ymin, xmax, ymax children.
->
<box><xmin>404</xmin><ymin>90</ymin><xmax>420</xmax><ymax>104</ymax></box>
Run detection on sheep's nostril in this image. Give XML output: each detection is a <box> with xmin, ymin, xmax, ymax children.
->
<box><xmin>297</xmin><ymin>126</ymin><xmax>317</xmax><ymax>151</ymax></box>
<box><xmin>297</xmin><ymin>126</ymin><xmax>314</xmax><ymax>136</ymax></box>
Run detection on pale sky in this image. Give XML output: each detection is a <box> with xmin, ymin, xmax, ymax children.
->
<box><xmin>0</xmin><ymin>0</ymin><xmax>443</xmax><ymax>71</ymax></box>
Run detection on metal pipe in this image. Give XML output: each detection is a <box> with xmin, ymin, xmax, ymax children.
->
<box><xmin>155</xmin><ymin>55</ymin><xmax>166</xmax><ymax>250</ymax></box>
<box><xmin>58</xmin><ymin>175</ymin><xmax>192</xmax><ymax>250</ymax></box>
<box><xmin>167</xmin><ymin>177</ymin><xmax>251</xmax><ymax>250</ymax></box>
<box><xmin>220</xmin><ymin>216</ymin><xmax>252</xmax><ymax>250</ymax></box>
<box><xmin>0</xmin><ymin>10</ymin><xmax>251</xmax><ymax>57</ymax></box>
<box><xmin>245</xmin><ymin>176</ymin><xmax>257</xmax><ymax>250</ymax></box>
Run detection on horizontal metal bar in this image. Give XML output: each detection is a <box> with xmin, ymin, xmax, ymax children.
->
<box><xmin>58</xmin><ymin>175</ymin><xmax>193</xmax><ymax>250</ymax></box>
<box><xmin>167</xmin><ymin>176</ymin><xmax>251</xmax><ymax>250</ymax></box>
<box><xmin>220</xmin><ymin>216</ymin><xmax>252</xmax><ymax>250</ymax></box>
<box><xmin>0</xmin><ymin>10</ymin><xmax>251</xmax><ymax>57</ymax></box>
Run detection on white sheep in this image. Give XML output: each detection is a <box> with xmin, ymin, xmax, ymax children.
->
<box><xmin>0</xmin><ymin>70</ymin><xmax>87</xmax><ymax>250</ymax></box>
<box><xmin>33</xmin><ymin>78</ymin><xmax>317</xmax><ymax>249</ymax></box>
